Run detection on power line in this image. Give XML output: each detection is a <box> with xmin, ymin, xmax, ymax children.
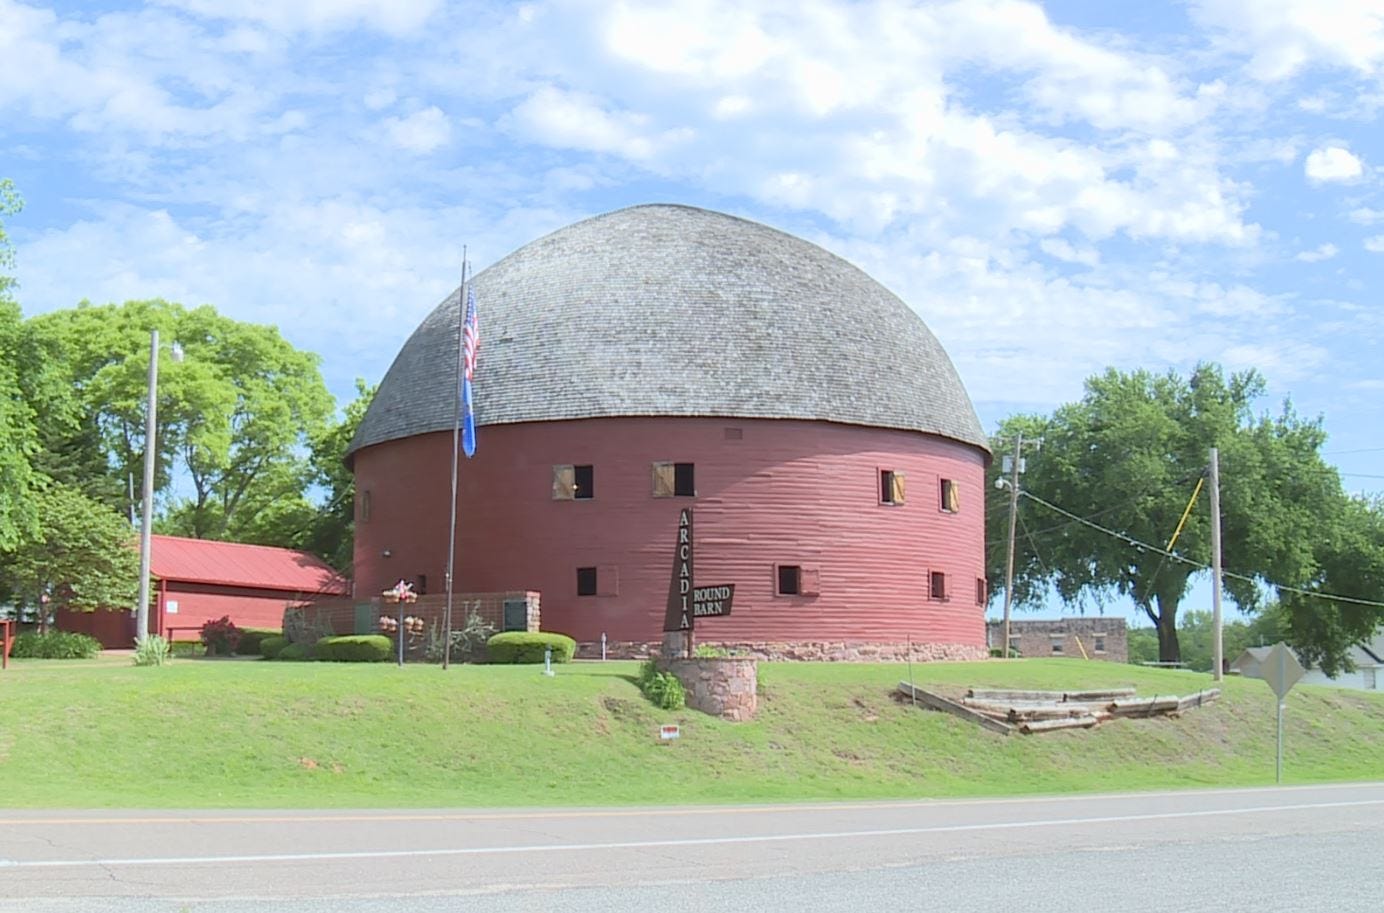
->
<box><xmin>1018</xmin><ymin>489</ymin><xmax>1384</xmax><ymax>610</ymax></box>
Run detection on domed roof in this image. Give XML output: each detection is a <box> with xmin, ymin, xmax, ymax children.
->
<box><xmin>348</xmin><ymin>204</ymin><xmax>987</xmax><ymax>461</ymax></box>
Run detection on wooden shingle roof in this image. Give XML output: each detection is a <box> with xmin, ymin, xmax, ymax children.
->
<box><xmin>348</xmin><ymin>204</ymin><xmax>987</xmax><ymax>462</ymax></box>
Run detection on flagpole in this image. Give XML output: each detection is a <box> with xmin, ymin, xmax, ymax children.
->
<box><xmin>443</xmin><ymin>249</ymin><xmax>467</xmax><ymax>670</ymax></box>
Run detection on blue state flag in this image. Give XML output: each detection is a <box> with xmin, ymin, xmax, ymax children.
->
<box><xmin>460</xmin><ymin>288</ymin><xmax>479</xmax><ymax>458</ymax></box>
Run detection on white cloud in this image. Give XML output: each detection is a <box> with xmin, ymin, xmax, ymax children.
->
<box><xmin>509</xmin><ymin>86</ymin><xmax>694</xmax><ymax>161</ymax></box>
<box><xmin>1039</xmin><ymin>238</ymin><xmax>1100</xmax><ymax>267</ymax></box>
<box><xmin>1349</xmin><ymin>207</ymin><xmax>1384</xmax><ymax>225</ymax></box>
<box><xmin>382</xmin><ymin>106</ymin><xmax>451</xmax><ymax>154</ymax></box>
<box><xmin>1295</xmin><ymin>242</ymin><xmax>1339</xmax><ymax>261</ymax></box>
<box><xmin>1192</xmin><ymin>0</ymin><xmax>1384</xmax><ymax>81</ymax></box>
<box><xmin>1366</xmin><ymin>235</ymin><xmax>1384</xmax><ymax>252</ymax></box>
<box><xmin>1304</xmin><ymin>145</ymin><xmax>1365</xmax><ymax>183</ymax></box>
<box><xmin>152</xmin><ymin>0</ymin><xmax>441</xmax><ymax>35</ymax></box>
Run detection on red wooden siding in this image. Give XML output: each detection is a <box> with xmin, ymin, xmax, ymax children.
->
<box><xmin>352</xmin><ymin>416</ymin><xmax>987</xmax><ymax>648</ymax></box>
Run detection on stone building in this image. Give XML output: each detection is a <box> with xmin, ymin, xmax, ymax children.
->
<box><xmin>987</xmin><ymin>618</ymin><xmax>1129</xmax><ymax>662</ymax></box>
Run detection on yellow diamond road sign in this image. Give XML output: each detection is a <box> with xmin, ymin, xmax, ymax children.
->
<box><xmin>1261</xmin><ymin>642</ymin><xmax>1305</xmax><ymax>700</ymax></box>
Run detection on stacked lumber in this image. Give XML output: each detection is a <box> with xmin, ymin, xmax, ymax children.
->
<box><xmin>896</xmin><ymin>683</ymin><xmax>1220</xmax><ymax>735</ymax></box>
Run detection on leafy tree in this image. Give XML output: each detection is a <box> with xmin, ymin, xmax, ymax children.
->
<box><xmin>0</xmin><ymin>181</ymin><xmax>39</xmax><ymax>551</ymax></box>
<box><xmin>1</xmin><ymin>484</ymin><xmax>141</xmax><ymax>633</ymax></box>
<box><xmin>305</xmin><ymin>379</ymin><xmax>375</xmax><ymax>571</ymax></box>
<box><xmin>987</xmin><ymin>364</ymin><xmax>1379</xmax><ymax>669</ymax></box>
<box><xmin>29</xmin><ymin>300</ymin><xmax>334</xmax><ymax>540</ymax></box>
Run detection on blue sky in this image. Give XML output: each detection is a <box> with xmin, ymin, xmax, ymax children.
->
<box><xmin>2</xmin><ymin>0</ymin><xmax>1382</xmax><ymax>623</ymax></box>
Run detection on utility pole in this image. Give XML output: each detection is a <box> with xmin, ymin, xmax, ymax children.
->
<box><xmin>1209</xmin><ymin>446</ymin><xmax>1224</xmax><ymax>682</ymax></box>
<box><xmin>135</xmin><ymin>330</ymin><xmax>159</xmax><ymax>646</ymax></box>
<box><xmin>1001</xmin><ymin>432</ymin><xmax>1023</xmax><ymax>659</ymax></box>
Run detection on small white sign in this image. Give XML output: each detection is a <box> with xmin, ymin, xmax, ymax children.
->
<box><xmin>659</xmin><ymin>724</ymin><xmax>680</xmax><ymax>741</ymax></box>
<box><xmin>165</xmin><ymin>600</ymin><xmax>179</xmax><ymax>615</ymax></box>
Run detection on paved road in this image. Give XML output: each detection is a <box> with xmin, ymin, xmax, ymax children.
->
<box><xmin>2</xmin><ymin>783</ymin><xmax>1381</xmax><ymax>912</ymax></box>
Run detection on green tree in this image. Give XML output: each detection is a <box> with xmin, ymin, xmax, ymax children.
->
<box><xmin>305</xmin><ymin>379</ymin><xmax>375</xmax><ymax>571</ymax></box>
<box><xmin>1</xmin><ymin>484</ymin><xmax>141</xmax><ymax>632</ymax></box>
<box><xmin>29</xmin><ymin>300</ymin><xmax>334</xmax><ymax>541</ymax></box>
<box><xmin>0</xmin><ymin>181</ymin><xmax>40</xmax><ymax>552</ymax></box>
<box><xmin>987</xmin><ymin>364</ymin><xmax>1377</xmax><ymax>669</ymax></box>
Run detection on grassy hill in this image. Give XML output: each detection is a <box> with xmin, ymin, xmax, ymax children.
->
<box><xmin>0</xmin><ymin>657</ymin><xmax>1379</xmax><ymax>807</ymax></box>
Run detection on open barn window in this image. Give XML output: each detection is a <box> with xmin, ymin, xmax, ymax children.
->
<box><xmin>653</xmin><ymin>462</ymin><xmax>695</xmax><ymax>497</ymax></box>
<box><xmin>576</xmin><ymin>567</ymin><xmax>597</xmax><ymax>597</ymax></box>
<box><xmin>930</xmin><ymin>571</ymin><xmax>947</xmax><ymax>601</ymax></box>
<box><xmin>881</xmin><ymin>470</ymin><xmax>905</xmax><ymax>505</ymax></box>
<box><xmin>777</xmin><ymin>565</ymin><xmax>801</xmax><ymax>595</ymax></box>
<box><xmin>940</xmin><ymin>479</ymin><xmax>960</xmax><ymax>513</ymax></box>
<box><xmin>975</xmin><ymin>577</ymin><xmax>987</xmax><ymax>606</ymax></box>
<box><xmin>553</xmin><ymin>465</ymin><xmax>594</xmax><ymax>500</ymax></box>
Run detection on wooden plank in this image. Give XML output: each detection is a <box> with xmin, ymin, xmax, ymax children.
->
<box><xmin>1062</xmin><ymin>688</ymin><xmax>1137</xmax><ymax>702</ymax></box>
<box><xmin>1007</xmin><ymin>706</ymin><xmax>1091</xmax><ymax>722</ymax></box>
<box><xmin>1176</xmin><ymin>688</ymin><xmax>1221</xmax><ymax>711</ymax></box>
<box><xmin>966</xmin><ymin>689</ymin><xmax>1066</xmax><ymax>702</ymax></box>
<box><xmin>900</xmin><ymin>682</ymin><xmax>1014</xmax><ymax>735</ymax></box>
<box><xmin>1019</xmin><ymin>715</ymin><xmax>1100</xmax><ymax>733</ymax></box>
<box><xmin>1108</xmin><ymin>697</ymin><xmax>1180</xmax><ymax>716</ymax></box>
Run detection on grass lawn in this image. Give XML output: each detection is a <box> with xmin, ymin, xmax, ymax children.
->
<box><xmin>0</xmin><ymin>656</ymin><xmax>1379</xmax><ymax>807</ymax></box>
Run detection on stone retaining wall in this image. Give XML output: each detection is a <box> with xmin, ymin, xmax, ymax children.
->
<box><xmin>580</xmin><ymin>637</ymin><xmax>988</xmax><ymax>663</ymax></box>
<box><xmin>656</xmin><ymin>656</ymin><xmax>759</xmax><ymax>721</ymax></box>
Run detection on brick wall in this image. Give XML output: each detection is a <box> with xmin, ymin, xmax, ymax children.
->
<box><xmin>986</xmin><ymin>618</ymin><xmax>1127</xmax><ymax>662</ymax></box>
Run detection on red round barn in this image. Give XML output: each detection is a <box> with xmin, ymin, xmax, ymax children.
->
<box><xmin>347</xmin><ymin>205</ymin><xmax>991</xmax><ymax>660</ymax></box>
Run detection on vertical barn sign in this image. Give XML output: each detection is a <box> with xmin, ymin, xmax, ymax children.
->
<box><xmin>664</xmin><ymin>508</ymin><xmax>694</xmax><ymax>632</ymax></box>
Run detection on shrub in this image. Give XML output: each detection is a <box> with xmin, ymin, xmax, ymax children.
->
<box><xmin>10</xmin><ymin>630</ymin><xmax>102</xmax><ymax>660</ymax></box>
<box><xmin>282</xmin><ymin>607</ymin><xmax>332</xmax><ymax>658</ymax></box>
<box><xmin>133</xmin><ymin>635</ymin><xmax>172</xmax><ymax>667</ymax></box>
<box><xmin>200</xmin><ymin>616</ymin><xmax>241</xmax><ymax>656</ymax></box>
<box><xmin>315</xmin><ymin>635</ymin><xmax>393</xmax><ymax>663</ymax></box>
<box><xmin>170</xmin><ymin>641</ymin><xmax>205</xmax><ymax>658</ymax></box>
<box><xmin>636</xmin><ymin>660</ymin><xmax>685</xmax><ymax>710</ymax></box>
<box><xmin>235</xmin><ymin>628</ymin><xmax>280</xmax><ymax>656</ymax></box>
<box><xmin>259</xmin><ymin>635</ymin><xmax>288</xmax><ymax>659</ymax></box>
<box><xmin>693</xmin><ymin>643</ymin><xmax>731</xmax><ymax>659</ymax></box>
<box><xmin>486</xmin><ymin>631</ymin><xmax>576</xmax><ymax>664</ymax></box>
<box><xmin>426</xmin><ymin>610</ymin><xmax>495</xmax><ymax>664</ymax></box>
<box><xmin>277</xmin><ymin>643</ymin><xmax>308</xmax><ymax>661</ymax></box>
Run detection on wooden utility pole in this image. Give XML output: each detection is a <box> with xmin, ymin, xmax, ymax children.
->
<box><xmin>1001</xmin><ymin>432</ymin><xmax>1023</xmax><ymax>659</ymax></box>
<box><xmin>1209</xmin><ymin>447</ymin><xmax>1224</xmax><ymax>682</ymax></box>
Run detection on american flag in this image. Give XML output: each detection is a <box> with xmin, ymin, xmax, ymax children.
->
<box><xmin>460</xmin><ymin>287</ymin><xmax>479</xmax><ymax>458</ymax></box>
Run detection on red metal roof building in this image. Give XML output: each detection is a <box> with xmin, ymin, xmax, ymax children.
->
<box><xmin>59</xmin><ymin>535</ymin><xmax>348</xmax><ymax>648</ymax></box>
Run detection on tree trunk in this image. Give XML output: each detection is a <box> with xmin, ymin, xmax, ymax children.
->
<box><xmin>1154</xmin><ymin>594</ymin><xmax>1181</xmax><ymax>664</ymax></box>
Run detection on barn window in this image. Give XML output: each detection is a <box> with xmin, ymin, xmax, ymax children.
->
<box><xmin>880</xmin><ymin>470</ymin><xmax>906</xmax><ymax>505</ymax></box>
<box><xmin>1093</xmin><ymin>633</ymin><xmax>1106</xmax><ymax>653</ymax></box>
<box><xmin>553</xmin><ymin>465</ymin><xmax>594</xmax><ymax>500</ymax></box>
<box><xmin>940</xmin><ymin>479</ymin><xmax>960</xmax><ymax>513</ymax></box>
<box><xmin>777</xmin><ymin>565</ymin><xmax>801</xmax><ymax>595</ymax></box>
<box><xmin>975</xmin><ymin>577</ymin><xmax>987</xmax><ymax>605</ymax></box>
<box><xmin>414</xmin><ymin>574</ymin><xmax>427</xmax><ymax>595</ymax></box>
<box><xmin>653</xmin><ymin>462</ymin><xmax>695</xmax><ymax>497</ymax></box>
<box><xmin>724</xmin><ymin>427</ymin><xmax>743</xmax><ymax>441</ymax></box>
<box><xmin>576</xmin><ymin>567</ymin><xmax>598</xmax><ymax>596</ymax></box>
<box><xmin>1051</xmin><ymin>637</ymin><xmax>1064</xmax><ymax>654</ymax></box>
<box><xmin>597</xmin><ymin>565</ymin><xmax>619</xmax><ymax>597</ymax></box>
<box><xmin>930</xmin><ymin>571</ymin><xmax>947</xmax><ymax>601</ymax></box>
<box><xmin>359</xmin><ymin>489</ymin><xmax>372</xmax><ymax>522</ymax></box>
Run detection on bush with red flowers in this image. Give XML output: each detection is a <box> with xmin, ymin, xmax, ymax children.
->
<box><xmin>200</xmin><ymin>616</ymin><xmax>242</xmax><ymax>656</ymax></box>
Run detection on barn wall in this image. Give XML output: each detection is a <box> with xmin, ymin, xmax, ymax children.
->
<box><xmin>352</xmin><ymin>416</ymin><xmax>988</xmax><ymax>650</ymax></box>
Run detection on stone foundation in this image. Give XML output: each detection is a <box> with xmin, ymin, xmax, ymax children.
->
<box><xmin>657</xmin><ymin>656</ymin><xmax>758</xmax><ymax>721</ymax></box>
<box><xmin>579</xmin><ymin>637</ymin><xmax>988</xmax><ymax>663</ymax></box>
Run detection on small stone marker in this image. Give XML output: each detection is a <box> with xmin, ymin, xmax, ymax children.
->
<box><xmin>658</xmin><ymin>724</ymin><xmax>681</xmax><ymax>742</ymax></box>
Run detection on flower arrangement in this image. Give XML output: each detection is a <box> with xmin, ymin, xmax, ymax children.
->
<box><xmin>376</xmin><ymin>615</ymin><xmax>425</xmax><ymax>636</ymax></box>
<box><xmin>380</xmin><ymin>579</ymin><xmax>418</xmax><ymax>604</ymax></box>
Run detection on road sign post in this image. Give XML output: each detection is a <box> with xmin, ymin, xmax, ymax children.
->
<box><xmin>1258</xmin><ymin>642</ymin><xmax>1305</xmax><ymax>784</ymax></box>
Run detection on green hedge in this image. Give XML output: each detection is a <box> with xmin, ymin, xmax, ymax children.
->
<box><xmin>277</xmin><ymin>642</ymin><xmax>308</xmax><ymax>661</ymax></box>
<box><xmin>9</xmin><ymin>630</ymin><xmax>103</xmax><ymax>659</ymax></box>
<box><xmin>235</xmin><ymin>628</ymin><xmax>281</xmax><ymax>656</ymax></box>
<box><xmin>485</xmin><ymin>631</ymin><xmax>576</xmax><ymax>664</ymax></box>
<box><xmin>315</xmin><ymin>635</ymin><xmax>393</xmax><ymax>663</ymax></box>
<box><xmin>259</xmin><ymin>635</ymin><xmax>288</xmax><ymax>659</ymax></box>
